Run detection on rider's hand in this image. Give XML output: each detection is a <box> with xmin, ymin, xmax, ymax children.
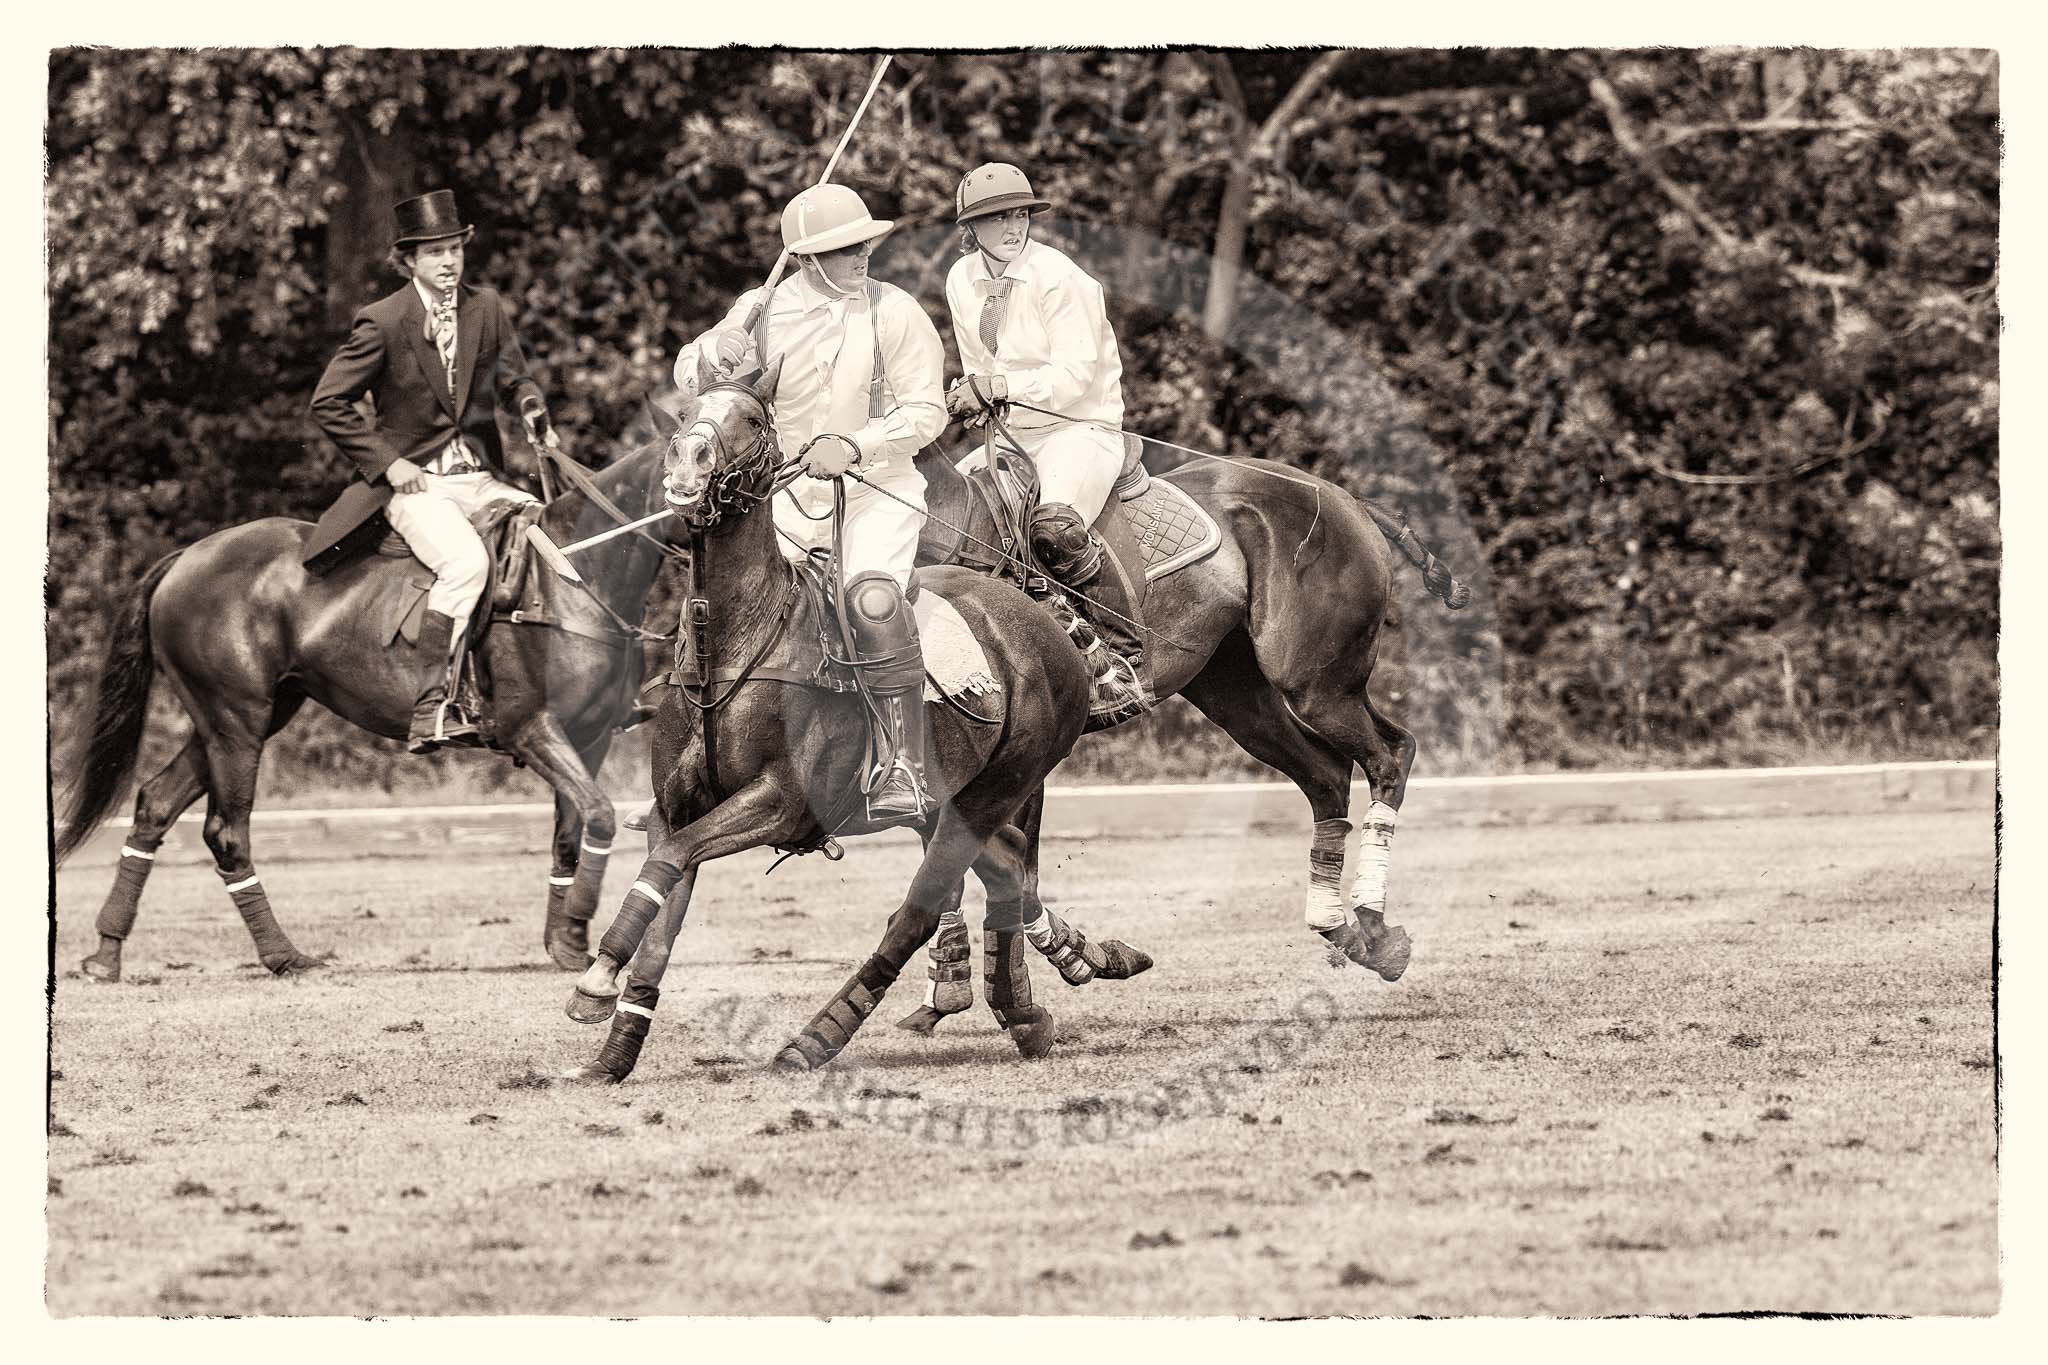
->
<box><xmin>947</xmin><ymin>374</ymin><xmax>1007</xmax><ymax>419</ymax></box>
<box><xmin>799</xmin><ymin>433</ymin><xmax>861</xmax><ymax>480</ymax></box>
<box><xmin>707</xmin><ymin>328</ymin><xmax>750</xmax><ymax>376</ymax></box>
<box><xmin>521</xmin><ymin>402</ymin><xmax>554</xmax><ymax>449</ymax></box>
<box><xmin>385</xmin><ymin>457</ymin><xmax>428</xmax><ymax>494</ymax></box>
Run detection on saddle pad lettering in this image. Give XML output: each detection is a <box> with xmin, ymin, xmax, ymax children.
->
<box><xmin>913</xmin><ymin>591</ymin><xmax>1003</xmax><ymax>703</ymax></box>
<box><xmin>1125</xmin><ymin>477</ymin><xmax>1223</xmax><ymax>582</ymax></box>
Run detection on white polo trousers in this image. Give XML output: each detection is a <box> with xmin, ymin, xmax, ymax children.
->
<box><xmin>773</xmin><ymin>466</ymin><xmax>926</xmax><ymax>594</ymax></box>
<box><xmin>384</xmin><ymin>471</ymin><xmax>537</xmax><ymax>655</ymax></box>
<box><xmin>958</xmin><ymin>421</ymin><xmax>1123</xmax><ymax>527</ymax></box>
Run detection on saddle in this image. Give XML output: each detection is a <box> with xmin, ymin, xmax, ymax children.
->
<box><xmin>673</xmin><ymin>555</ymin><xmax>996</xmax><ymax>707</ymax></box>
<box><xmin>304</xmin><ymin>496</ymin><xmax>545</xmax><ymax>660</ymax></box>
<box><xmin>912</xmin><ymin>432</ymin><xmax>1223</xmax><ymax>597</ymax></box>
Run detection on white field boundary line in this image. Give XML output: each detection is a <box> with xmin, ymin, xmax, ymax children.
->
<box><xmin>95</xmin><ymin>759</ymin><xmax>1994</xmax><ymax>829</ymax></box>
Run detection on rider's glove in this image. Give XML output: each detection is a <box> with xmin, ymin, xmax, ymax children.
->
<box><xmin>520</xmin><ymin>400</ymin><xmax>555</xmax><ymax>449</ymax></box>
<box><xmin>707</xmin><ymin>328</ymin><xmax>750</xmax><ymax>375</ymax></box>
<box><xmin>946</xmin><ymin>374</ymin><xmax>1008</xmax><ymax>420</ymax></box>
<box><xmin>798</xmin><ymin>433</ymin><xmax>861</xmax><ymax>480</ymax></box>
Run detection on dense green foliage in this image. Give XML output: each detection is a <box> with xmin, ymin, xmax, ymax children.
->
<box><xmin>46</xmin><ymin>48</ymin><xmax>1997</xmax><ymax>792</ymax></box>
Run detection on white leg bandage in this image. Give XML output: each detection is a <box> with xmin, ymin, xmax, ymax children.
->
<box><xmin>1021</xmin><ymin>908</ymin><xmax>1056</xmax><ymax>952</ymax></box>
<box><xmin>1304</xmin><ymin>818</ymin><xmax>1352</xmax><ymax>931</ymax></box>
<box><xmin>1351</xmin><ymin>800</ymin><xmax>1399</xmax><ymax>919</ymax></box>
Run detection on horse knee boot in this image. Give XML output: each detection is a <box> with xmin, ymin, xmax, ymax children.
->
<box><xmin>1030</xmin><ymin>503</ymin><xmax>1154</xmax><ymax>724</ymax></box>
<box><xmin>843</xmin><ymin>572</ymin><xmax>933</xmax><ymax>824</ymax></box>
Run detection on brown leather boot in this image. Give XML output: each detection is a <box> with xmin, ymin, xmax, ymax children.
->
<box><xmin>1029</xmin><ymin>503</ymin><xmax>1155</xmax><ymax>728</ymax></box>
<box><xmin>866</xmin><ymin>692</ymin><xmax>934</xmax><ymax>826</ymax></box>
<box><xmin>407</xmin><ymin>610</ymin><xmax>482</xmax><ymax>754</ymax></box>
<box><xmin>843</xmin><ymin>572</ymin><xmax>935</xmax><ymax>827</ymax></box>
<box><xmin>1072</xmin><ymin>537</ymin><xmax>1156</xmax><ymax>727</ymax></box>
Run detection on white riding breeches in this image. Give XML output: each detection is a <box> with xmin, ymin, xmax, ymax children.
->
<box><xmin>772</xmin><ymin>464</ymin><xmax>927</xmax><ymax>594</ymax></box>
<box><xmin>958</xmin><ymin>421</ymin><xmax>1123</xmax><ymax>527</ymax></box>
<box><xmin>384</xmin><ymin>471</ymin><xmax>537</xmax><ymax>653</ymax></box>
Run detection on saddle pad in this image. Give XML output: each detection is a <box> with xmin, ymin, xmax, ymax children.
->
<box><xmin>914</xmin><ymin>590</ymin><xmax>1003</xmax><ymax>703</ymax></box>
<box><xmin>1124</xmin><ymin>476</ymin><xmax>1224</xmax><ymax>582</ymax></box>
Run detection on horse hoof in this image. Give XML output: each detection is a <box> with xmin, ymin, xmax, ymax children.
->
<box><xmin>565</xmin><ymin>985</ymin><xmax>618</xmax><ymax>1024</ymax></box>
<box><xmin>770</xmin><ymin>1044</ymin><xmax>816</xmax><ymax>1073</ymax></box>
<box><xmin>895</xmin><ymin>1005</ymin><xmax>949</xmax><ymax>1035</ymax></box>
<box><xmin>1008</xmin><ymin>1011</ymin><xmax>1058</xmax><ymax>1060</ymax></box>
<box><xmin>558</xmin><ymin>1063</ymin><xmax>625</xmax><ymax>1087</ymax></box>
<box><xmin>1098</xmin><ymin>940</ymin><xmax>1154</xmax><ymax>980</ymax></box>
<box><xmin>1364</xmin><ymin>924</ymin><xmax>1413</xmax><ymax>982</ymax></box>
<box><xmin>80</xmin><ymin>954</ymin><xmax>121</xmax><ymax>984</ymax></box>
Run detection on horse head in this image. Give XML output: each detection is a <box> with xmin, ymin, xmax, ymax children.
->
<box><xmin>661</xmin><ymin>355</ymin><xmax>785</xmax><ymax>531</ymax></box>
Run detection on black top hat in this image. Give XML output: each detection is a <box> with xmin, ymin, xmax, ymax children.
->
<box><xmin>393</xmin><ymin>190</ymin><xmax>474</xmax><ymax>248</ymax></box>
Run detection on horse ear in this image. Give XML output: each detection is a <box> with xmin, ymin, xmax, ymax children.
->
<box><xmin>757</xmin><ymin>353</ymin><xmax>785</xmax><ymax>401</ymax></box>
<box><xmin>645</xmin><ymin>398</ymin><xmax>681</xmax><ymax>440</ymax></box>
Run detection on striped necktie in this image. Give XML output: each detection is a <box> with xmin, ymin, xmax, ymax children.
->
<box><xmin>978</xmin><ymin>277</ymin><xmax>1015</xmax><ymax>357</ymax></box>
<box><xmin>429</xmin><ymin>295</ymin><xmax>458</xmax><ymax>391</ymax></box>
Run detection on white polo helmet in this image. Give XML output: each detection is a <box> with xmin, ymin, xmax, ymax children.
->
<box><xmin>780</xmin><ymin>184</ymin><xmax>894</xmax><ymax>255</ymax></box>
<box><xmin>955</xmin><ymin>163</ymin><xmax>1052</xmax><ymax>223</ymax></box>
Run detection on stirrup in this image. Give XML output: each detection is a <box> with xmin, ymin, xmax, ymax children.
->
<box><xmin>413</xmin><ymin>698</ymin><xmax>483</xmax><ymax>753</ymax></box>
<box><xmin>865</xmin><ymin>761</ymin><xmax>933</xmax><ymax>827</ymax></box>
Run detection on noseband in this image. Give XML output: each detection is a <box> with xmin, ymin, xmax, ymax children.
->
<box><xmin>672</xmin><ymin>382</ymin><xmax>790</xmax><ymax>529</ymax></box>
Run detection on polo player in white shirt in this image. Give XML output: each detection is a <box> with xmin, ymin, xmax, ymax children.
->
<box><xmin>673</xmin><ymin>184</ymin><xmax>948</xmax><ymax>823</ymax></box>
<box><xmin>944</xmin><ymin>163</ymin><xmax>1154</xmax><ymax>723</ymax></box>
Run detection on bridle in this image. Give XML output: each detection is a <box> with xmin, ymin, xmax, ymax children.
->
<box><xmin>667</xmin><ymin>380</ymin><xmax>800</xmax><ymax>530</ymax></box>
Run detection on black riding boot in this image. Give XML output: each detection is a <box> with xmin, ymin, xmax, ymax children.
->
<box><xmin>407</xmin><ymin>610</ymin><xmax>482</xmax><ymax>754</ymax></box>
<box><xmin>1031</xmin><ymin>504</ymin><xmax>1156</xmax><ymax>727</ymax></box>
<box><xmin>844</xmin><ymin>572</ymin><xmax>934</xmax><ymax>826</ymax></box>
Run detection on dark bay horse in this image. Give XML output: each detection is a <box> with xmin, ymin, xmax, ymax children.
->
<box><xmin>894</xmin><ymin>427</ymin><xmax>1473</xmax><ymax>1034</ymax></box>
<box><xmin>53</xmin><ymin>431</ymin><xmax>687</xmax><ymax>982</ymax></box>
<box><xmin>561</xmin><ymin>362</ymin><xmax>1152</xmax><ymax>1083</ymax></box>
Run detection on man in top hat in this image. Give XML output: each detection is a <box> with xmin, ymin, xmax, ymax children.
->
<box><xmin>672</xmin><ymin>183</ymin><xmax>947</xmax><ymax>823</ymax></box>
<box><xmin>945</xmin><ymin>162</ymin><xmax>1153</xmax><ymax>724</ymax></box>
<box><xmin>311</xmin><ymin>189</ymin><xmax>558</xmax><ymax>753</ymax></box>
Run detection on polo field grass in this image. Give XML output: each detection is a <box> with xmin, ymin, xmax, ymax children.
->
<box><xmin>47</xmin><ymin>807</ymin><xmax>1996</xmax><ymax>1316</ymax></box>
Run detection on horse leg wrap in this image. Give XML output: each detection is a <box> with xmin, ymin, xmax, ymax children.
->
<box><xmin>1320</xmin><ymin>805</ymin><xmax>1411</xmax><ymax>980</ymax></box>
<box><xmin>218</xmin><ymin>868</ymin><xmax>310</xmax><ymax>975</ymax></box>
<box><xmin>94</xmin><ymin>838</ymin><xmax>162</xmax><ymax>942</ymax></box>
<box><xmin>1304</xmin><ymin>818</ymin><xmax>1352</xmax><ymax>931</ymax></box>
<box><xmin>1022</xmin><ymin>909</ymin><xmax>1155</xmax><ymax>985</ymax></box>
<box><xmin>589</xmin><ymin>996</ymin><xmax>656</xmax><ymax>1082</ymax></box>
<box><xmin>594</xmin><ymin>860</ymin><xmax>682</xmax><ymax>965</ymax></box>
<box><xmin>543</xmin><ymin>867</ymin><xmax>591</xmax><ymax>969</ymax></box>
<box><xmin>1350</xmin><ymin>802</ymin><xmax>1398</xmax><ymax>919</ymax></box>
<box><xmin>985</xmin><ymin>930</ymin><xmax>1057</xmax><ymax>1059</ymax></box>
<box><xmin>895</xmin><ymin>909</ymin><xmax>973</xmax><ymax>1035</ymax></box>
<box><xmin>565</xmin><ymin>837</ymin><xmax>612</xmax><ymax>925</ymax></box>
<box><xmin>775</xmin><ymin>955</ymin><xmax>898</xmax><ymax>1072</ymax></box>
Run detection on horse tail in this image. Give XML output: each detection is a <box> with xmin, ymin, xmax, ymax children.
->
<box><xmin>1360</xmin><ymin>500</ymin><xmax>1472</xmax><ymax>610</ymax></box>
<box><xmin>53</xmin><ymin>550</ymin><xmax>181</xmax><ymax>865</ymax></box>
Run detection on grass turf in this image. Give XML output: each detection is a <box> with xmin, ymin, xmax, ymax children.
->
<box><xmin>47</xmin><ymin>807</ymin><xmax>1996</xmax><ymax>1316</ymax></box>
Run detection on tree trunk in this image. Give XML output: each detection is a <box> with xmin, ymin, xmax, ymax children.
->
<box><xmin>324</xmin><ymin>111</ymin><xmax>419</xmax><ymax>331</ymax></box>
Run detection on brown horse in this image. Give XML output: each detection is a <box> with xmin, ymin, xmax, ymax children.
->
<box><xmin>560</xmin><ymin>363</ymin><xmax>1153</xmax><ymax>1083</ymax></box>
<box><xmin>52</xmin><ymin>430</ymin><xmax>687</xmax><ymax>981</ymax></box>
<box><xmin>892</xmin><ymin>425</ymin><xmax>1473</xmax><ymax>1034</ymax></box>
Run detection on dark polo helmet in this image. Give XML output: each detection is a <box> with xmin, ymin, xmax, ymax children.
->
<box><xmin>393</xmin><ymin>189</ymin><xmax>474</xmax><ymax>248</ymax></box>
<box><xmin>955</xmin><ymin>163</ymin><xmax>1051</xmax><ymax>224</ymax></box>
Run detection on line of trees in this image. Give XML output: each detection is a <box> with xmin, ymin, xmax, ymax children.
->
<box><xmin>46</xmin><ymin>48</ymin><xmax>1998</xmax><ymax>793</ymax></box>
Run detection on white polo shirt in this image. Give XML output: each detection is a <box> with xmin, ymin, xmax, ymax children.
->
<box><xmin>945</xmin><ymin>239</ymin><xmax>1126</xmax><ymax>433</ymax></box>
<box><xmin>673</xmin><ymin>272</ymin><xmax>947</xmax><ymax>470</ymax></box>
